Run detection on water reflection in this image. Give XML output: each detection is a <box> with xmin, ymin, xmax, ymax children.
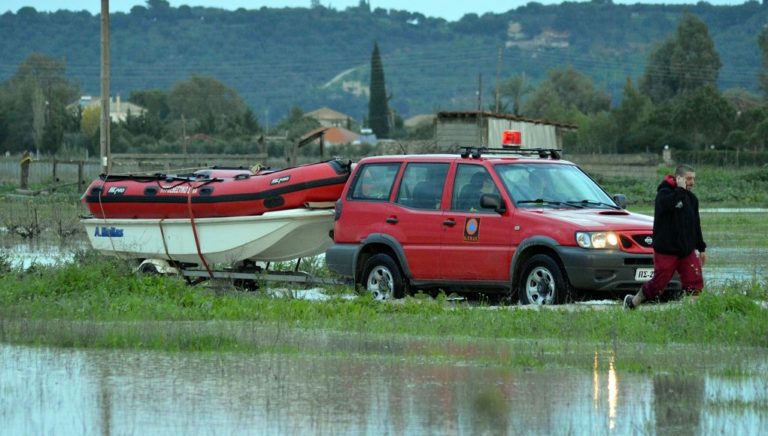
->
<box><xmin>592</xmin><ymin>352</ymin><xmax>620</xmax><ymax>431</ymax></box>
<box><xmin>1</xmin><ymin>343</ymin><xmax>766</xmax><ymax>435</ymax></box>
<box><xmin>653</xmin><ymin>374</ymin><xmax>704</xmax><ymax>436</ymax></box>
<box><xmin>1</xmin><ymin>242</ymin><xmax>76</xmax><ymax>269</ymax></box>
<box><xmin>0</xmin><ymin>237</ymin><xmax>87</xmax><ymax>270</ymax></box>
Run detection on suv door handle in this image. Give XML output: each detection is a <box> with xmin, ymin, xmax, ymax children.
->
<box><xmin>386</xmin><ymin>217</ymin><xmax>398</xmax><ymax>224</ymax></box>
<box><xmin>442</xmin><ymin>219</ymin><xmax>456</xmax><ymax>227</ymax></box>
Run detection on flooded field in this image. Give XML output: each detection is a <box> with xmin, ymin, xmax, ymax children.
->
<box><xmin>2</xmin><ymin>335</ymin><xmax>767</xmax><ymax>435</ymax></box>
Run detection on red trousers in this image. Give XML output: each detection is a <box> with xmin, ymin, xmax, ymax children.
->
<box><xmin>641</xmin><ymin>251</ymin><xmax>704</xmax><ymax>299</ymax></box>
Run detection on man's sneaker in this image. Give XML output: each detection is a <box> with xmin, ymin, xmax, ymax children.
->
<box><xmin>623</xmin><ymin>294</ymin><xmax>636</xmax><ymax>310</ymax></box>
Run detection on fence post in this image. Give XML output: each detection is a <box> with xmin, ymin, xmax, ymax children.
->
<box><xmin>52</xmin><ymin>157</ymin><xmax>58</xmax><ymax>188</ymax></box>
<box><xmin>78</xmin><ymin>161</ymin><xmax>84</xmax><ymax>190</ymax></box>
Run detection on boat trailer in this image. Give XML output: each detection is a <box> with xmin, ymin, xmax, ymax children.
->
<box><xmin>136</xmin><ymin>257</ymin><xmax>351</xmax><ymax>290</ymax></box>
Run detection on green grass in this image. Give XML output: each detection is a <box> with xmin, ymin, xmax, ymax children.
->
<box><xmin>0</xmin><ymin>256</ymin><xmax>766</xmax><ymax>355</ymax></box>
<box><xmin>597</xmin><ymin>165</ymin><xmax>768</xmax><ymax>207</ymax></box>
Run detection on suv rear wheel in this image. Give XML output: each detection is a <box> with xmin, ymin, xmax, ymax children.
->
<box><xmin>361</xmin><ymin>253</ymin><xmax>406</xmax><ymax>300</ymax></box>
<box><xmin>519</xmin><ymin>254</ymin><xmax>567</xmax><ymax>305</ymax></box>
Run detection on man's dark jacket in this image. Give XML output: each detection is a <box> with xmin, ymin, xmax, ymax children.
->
<box><xmin>652</xmin><ymin>175</ymin><xmax>706</xmax><ymax>257</ymax></box>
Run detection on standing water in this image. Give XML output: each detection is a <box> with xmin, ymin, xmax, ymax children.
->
<box><xmin>1</xmin><ymin>339</ymin><xmax>766</xmax><ymax>435</ymax></box>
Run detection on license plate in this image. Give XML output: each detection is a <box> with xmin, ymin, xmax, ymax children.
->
<box><xmin>634</xmin><ymin>268</ymin><xmax>654</xmax><ymax>281</ymax></box>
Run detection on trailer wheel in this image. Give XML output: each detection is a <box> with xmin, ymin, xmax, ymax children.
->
<box><xmin>138</xmin><ymin>262</ymin><xmax>159</xmax><ymax>275</ymax></box>
<box><xmin>233</xmin><ymin>260</ymin><xmax>260</xmax><ymax>291</ymax></box>
<box><xmin>361</xmin><ymin>254</ymin><xmax>406</xmax><ymax>300</ymax></box>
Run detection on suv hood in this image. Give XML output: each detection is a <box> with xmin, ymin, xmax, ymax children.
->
<box><xmin>522</xmin><ymin>208</ymin><xmax>653</xmax><ymax>230</ymax></box>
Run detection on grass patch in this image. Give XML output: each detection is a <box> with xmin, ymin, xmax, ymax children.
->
<box><xmin>1</xmin><ymin>258</ymin><xmax>766</xmax><ymax>356</ymax></box>
<box><xmin>596</xmin><ymin>165</ymin><xmax>768</xmax><ymax>208</ymax></box>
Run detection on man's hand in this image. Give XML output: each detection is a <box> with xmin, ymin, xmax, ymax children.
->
<box><xmin>699</xmin><ymin>251</ymin><xmax>707</xmax><ymax>265</ymax></box>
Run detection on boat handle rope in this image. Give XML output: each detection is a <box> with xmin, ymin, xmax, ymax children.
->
<box><xmin>156</xmin><ymin>179</ymin><xmax>197</xmax><ymax>190</ymax></box>
<box><xmin>157</xmin><ymin>218</ymin><xmax>175</xmax><ymax>266</ymax></box>
<box><xmin>187</xmin><ymin>181</ymin><xmax>214</xmax><ymax>279</ymax></box>
<box><xmin>155</xmin><ymin>176</ymin><xmax>221</xmax><ymax>190</ymax></box>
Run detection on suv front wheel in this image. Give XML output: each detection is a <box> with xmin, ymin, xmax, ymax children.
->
<box><xmin>518</xmin><ymin>254</ymin><xmax>568</xmax><ymax>305</ymax></box>
<box><xmin>361</xmin><ymin>253</ymin><xmax>406</xmax><ymax>300</ymax></box>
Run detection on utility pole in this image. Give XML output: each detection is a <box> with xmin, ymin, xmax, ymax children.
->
<box><xmin>494</xmin><ymin>45</ymin><xmax>503</xmax><ymax>113</ymax></box>
<box><xmin>477</xmin><ymin>73</ymin><xmax>484</xmax><ymax>146</ymax></box>
<box><xmin>100</xmin><ymin>0</ymin><xmax>111</xmax><ymax>173</ymax></box>
<box><xmin>181</xmin><ymin>114</ymin><xmax>188</xmax><ymax>156</ymax></box>
<box><xmin>477</xmin><ymin>73</ymin><xmax>483</xmax><ymax>111</ymax></box>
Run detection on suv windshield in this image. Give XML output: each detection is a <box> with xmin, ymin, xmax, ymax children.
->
<box><xmin>495</xmin><ymin>163</ymin><xmax>618</xmax><ymax>209</ymax></box>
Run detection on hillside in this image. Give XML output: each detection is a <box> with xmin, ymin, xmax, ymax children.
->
<box><xmin>0</xmin><ymin>2</ymin><xmax>765</xmax><ymax>124</ymax></box>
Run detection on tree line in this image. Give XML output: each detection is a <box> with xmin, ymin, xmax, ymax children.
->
<box><xmin>1</xmin><ymin>1</ymin><xmax>767</xmax><ymax>129</ymax></box>
<box><xmin>498</xmin><ymin>13</ymin><xmax>768</xmax><ymax>155</ymax></box>
<box><xmin>2</xmin><ymin>9</ymin><xmax>768</xmax><ymax>158</ymax></box>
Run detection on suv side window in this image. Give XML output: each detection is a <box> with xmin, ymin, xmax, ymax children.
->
<box><xmin>395</xmin><ymin>162</ymin><xmax>449</xmax><ymax>210</ymax></box>
<box><xmin>451</xmin><ymin>164</ymin><xmax>499</xmax><ymax>212</ymax></box>
<box><xmin>349</xmin><ymin>163</ymin><xmax>400</xmax><ymax>201</ymax></box>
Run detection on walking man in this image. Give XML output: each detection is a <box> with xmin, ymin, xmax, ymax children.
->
<box><xmin>625</xmin><ymin>164</ymin><xmax>707</xmax><ymax>309</ymax></box>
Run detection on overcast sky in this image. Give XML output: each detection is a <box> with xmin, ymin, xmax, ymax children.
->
<box><xmin>1</xmin><ymin>0</ymin><xmax>748</xmax><ymax>22</ymax></box>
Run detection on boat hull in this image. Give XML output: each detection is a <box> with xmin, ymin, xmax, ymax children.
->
<box><xmin>81</xmin><ymin>159</ymin><xmax>350</xmax><ymax>219</ymax></box>
<box><xmin>81</xmin><ymin>208</ymin><xmax>335</xmax><ymax>264</ymax></box>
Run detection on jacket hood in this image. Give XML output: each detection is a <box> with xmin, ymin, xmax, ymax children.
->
<box><xmin>659</xmin><ymin>174</ymin><xmax>677</xmax><ymax>191</ymax></box>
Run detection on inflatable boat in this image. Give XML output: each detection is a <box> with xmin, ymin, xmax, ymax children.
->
<box><xmin>82</xmin><ymin>159</ymin><xmax>351</xmax><ymax>219</ymax></box>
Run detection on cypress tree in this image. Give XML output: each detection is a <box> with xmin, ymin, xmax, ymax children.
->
<box><xmin>368</xmin><ymin>41</ymin><xmax>389</xmax><ymax>138</ymax></box>
<box><xmin>639</xmin><ymin>13</ymin><xmax>721</xmax><ymax>104</ymax></box>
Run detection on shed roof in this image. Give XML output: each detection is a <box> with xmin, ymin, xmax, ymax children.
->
<box><xmin>299</xmin><ymin>126</ymin><xmax>360</xmax><ymax>147</ymax></box>
<box><xmin>305</xmin><ymin>107</ymin><xmax>354</xmax><ymax>121</ymax></box>
<box><xmin>437</xmin><ymin>111</ymin><xmax>577</xmax><ymax>130</ymax></box>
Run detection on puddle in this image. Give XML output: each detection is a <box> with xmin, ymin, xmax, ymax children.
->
<box><xmin>700</xmin><ymin>208</ymin><xmax>768</xmax><ymax>213</ymax></box>
<box><xmin>0</xmin><ymin>240</ymin><xmax>82</xmax><ymax>270</ymax></box>
<box><xmin>266</xmin><ymin>287</ymin><xmax>357</xmax><ymax>301</ymax></box>
<box><xmin>706</xmin><ymin>266</ymin><xmax>766</xmax><ymax>285</ymax></box>
<box><xmin>1</xmin><ymin>338</ymin><xmax>766</xmax><ymax>435</ymax></box>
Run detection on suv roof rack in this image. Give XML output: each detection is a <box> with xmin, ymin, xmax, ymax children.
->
<box><xmin>459</xmin><ymin>146</ymin><xmax>561</xmax><ymax>160</ymax></box>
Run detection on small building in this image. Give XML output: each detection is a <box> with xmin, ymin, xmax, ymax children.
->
<box><xmin>304</xmin><ymin>107</ymin><xmax>356</xmax><ymax>129</ymax></box>
<box><xmin>435</xmin><ymin>111</ymin><xmax>576</xmax><ymax>150</ymax></box>
<box><xmin>354</xmin><ymin>128</ymin><xmax>377</xmax><ymax>145</ymax></box>
<box><xmin>403</xmin><ymin>114</ymin><xmax>436</xmax><ymax>129</ymax></box>
<box><xmin>69</xmin><ymin>95</ymin><xmax>147</xmax><ymax>122</ymax></box>
<box><xmin>299</xmin><ymin>126</ymin><xmax>360</xmax><ymax>148</ymax></box>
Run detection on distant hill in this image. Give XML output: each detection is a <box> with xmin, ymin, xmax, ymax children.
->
<box><xmin>1</xmin><ymin>2</ymin><xmax>765</xmax><ymax>124</ymax></box>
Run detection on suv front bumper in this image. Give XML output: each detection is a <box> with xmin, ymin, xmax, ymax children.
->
<box><xmin>556</xmin><ymin>246</ymin><xmax>680</xmax><ymax>293</ymax></box>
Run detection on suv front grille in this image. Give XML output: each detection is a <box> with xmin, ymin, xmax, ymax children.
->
<box><xmin>618</xmin><ymin>232</ymin><xmax>654</xmax><ymax>254</ymax></box>
<box><xmin>632</xmin><ymin>234</ymin><xmax>654</xmax><ymax>248</ymax></box>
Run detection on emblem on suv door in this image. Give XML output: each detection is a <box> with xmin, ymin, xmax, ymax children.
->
<box><xmin>464</xmin><ymin>218</ymin><xmax>480</xmax><ymax>242</ymax></box>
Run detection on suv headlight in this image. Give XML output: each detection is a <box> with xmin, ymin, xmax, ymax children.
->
<box><xmin>576</xmin><ymin>231</ymin><xmax>619</xmax><ymax>249</ymax></box>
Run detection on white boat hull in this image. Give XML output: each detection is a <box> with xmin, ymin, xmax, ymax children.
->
<box><xmin>81</xmin><ymin>208</ymin><xmax>335</xmax><ymax>264</ymax></box>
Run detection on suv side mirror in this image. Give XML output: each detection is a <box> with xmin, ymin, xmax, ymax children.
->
<box><xmin>613</xmin><ymin>194</ymin><xmax>627</xmax><ymax>209</ymax></box>
<box><xmin>481</xmin><ymin>193</ymin><xmax>506</xmax><ymax>214</ymax></box>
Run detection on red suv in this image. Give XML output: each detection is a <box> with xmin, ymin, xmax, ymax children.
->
<box><xmin>325</xmin><ymin>147</ymin><xmax>679</xmax><ymax>304</ymax></box>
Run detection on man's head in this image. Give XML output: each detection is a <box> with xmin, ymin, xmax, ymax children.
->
<box><xmin>470</xmin><ymin>172</ymin><xmax>489</xmax><ymax>187</ymax></box>
<box><xmin>675</xmin><ymin>164</ymin><xmax>696</xmax><ymax>190</ymax></box>
<box><xmin>529</xmin><ymin>172</ymin><xmax>546</xmax><ymax>193</ymax></box>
